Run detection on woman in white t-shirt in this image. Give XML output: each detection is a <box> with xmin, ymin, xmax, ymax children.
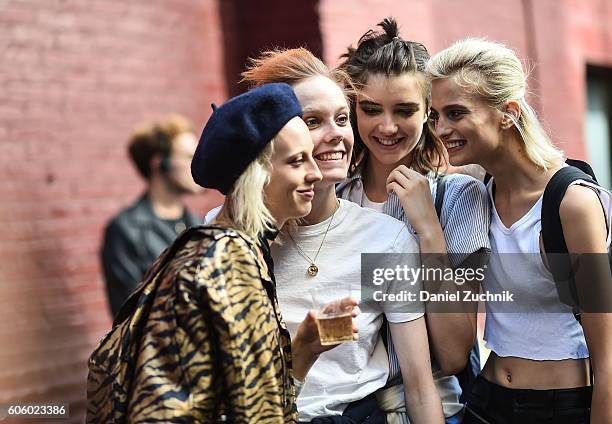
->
<box><xmin>241</xmin><ymin>48</ymin><xmax>443</xmax><ymax>423</ymax></box>
<box><xmin>427</xmin><ymin>38</ymin><xmax>612</xmax><ymax>423</ymax></box>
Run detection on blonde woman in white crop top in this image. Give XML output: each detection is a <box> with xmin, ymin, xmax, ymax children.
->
<box><xmin>428</xmin><ymin>39</ymin><xmax>612</xmax><ymax>424</ymax></box>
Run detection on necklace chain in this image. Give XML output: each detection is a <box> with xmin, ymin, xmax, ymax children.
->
<box><xmin>286</xmin><ymin>201</ymin><xmax>339</xmax><ymax>276</ymax></box>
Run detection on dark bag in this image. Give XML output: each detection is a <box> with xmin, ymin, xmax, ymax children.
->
<box><xmin>540</xmin><ymin>160</ymin><xmax>611</xmax><ymax>386</ymax></box>
<box><xmin>309</xmin><ymin>393</ymin><xmax>385</xmax><ymax>424</ymax></box>
<box><xmin>435</xmin><ymin>175</ymin><xmax>481</xmax><ymax>402</ymax></box>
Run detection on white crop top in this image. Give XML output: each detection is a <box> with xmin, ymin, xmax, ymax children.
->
<box><xmin>483</xmin><ymin>178</ymin><xmax>611</xmax><ymax>360</ymax></box>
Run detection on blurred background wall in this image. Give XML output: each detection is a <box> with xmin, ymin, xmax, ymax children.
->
<box><xmin>0</xmin><ymin>0</ymin><xmax>611</xmax><ymax>421</ymax></box>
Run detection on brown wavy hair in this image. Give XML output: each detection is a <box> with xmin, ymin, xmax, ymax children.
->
<box><xmin>338</xmin><ymin>17</ymin><xmax>446</xmax><ymax>175</ymax></box>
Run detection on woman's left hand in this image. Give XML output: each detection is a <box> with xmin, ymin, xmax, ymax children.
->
<box><xmin>386</xmin><ymin>165</ymin><xmax>440</xmax><ymax>237</ymax></box>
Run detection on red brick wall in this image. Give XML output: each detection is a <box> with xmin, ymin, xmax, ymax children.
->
<box><xmin>0</xmin><ymin>0</ymin><xmax>224</xmax><ymax>421</ymax></box>
<box><xmin>2</xmin><ymin>0</ymin><xmax>612</xmax><ymax>422</ymax></box>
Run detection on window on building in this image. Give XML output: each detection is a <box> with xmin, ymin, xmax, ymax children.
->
<box><xmin>586</xmin><ymin>65</ymin><xmax>612</xmax><ymax>189</ymax></box>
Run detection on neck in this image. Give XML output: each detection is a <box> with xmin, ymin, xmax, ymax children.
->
<box><xmin>483</xmin><ymin>132</ymin><xmax>561</xmax><ymax>197</ymax></box>
<box><xmin>148</xmin><ymin>177</ymin><xmax>184</xmax><ymax>220</ymax></box>
<box><xmin>301</xmin><ymin>182</ymin><xmax>339</xmax><ymax>225</ymax></box>
<box><xmin>363</xmin><ymin>155</ymin><xmax>409</xmax><ymax>202</ymax></box>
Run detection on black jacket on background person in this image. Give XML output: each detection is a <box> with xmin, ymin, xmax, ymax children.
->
<box><xmin>101</xmin><ymin>193</ymin><xmax>200</xmax><ymax>317</ymax></box>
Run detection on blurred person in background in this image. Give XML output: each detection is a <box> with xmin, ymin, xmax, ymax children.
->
<box><xmin>101</xmin><ymin>114</ymin><xmax>202</xmax><ymax>317</ymax></box>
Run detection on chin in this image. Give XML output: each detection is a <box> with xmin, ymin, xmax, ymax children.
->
<box><xmin>320</xmin><ymin>173</ymin><xmax>347</xmax><ymax>186</ymax></box>
<box><xmin>448</xmin><ymin>154</ymin><xmax>472</xmax><ymax>167</ymax></box>
<box><xmin>291</xmin><ymin>204</ymin><xmax>312</xmax><ymax>220</ymax></box>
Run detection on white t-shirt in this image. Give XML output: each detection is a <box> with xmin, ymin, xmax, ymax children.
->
<box><xmin>484</xmin><ymin>178</ymin><xmax>612</xmax><ymax>359</ymax></box>
<box><xmin>271</xmin><ymin>199</ymin><xmax>423</xmax><ymax>421</ymax></box>
<box><xmin>361</xmin><ymin>193</ymin><xmax>385</xmax><ymax>213</ymax></box>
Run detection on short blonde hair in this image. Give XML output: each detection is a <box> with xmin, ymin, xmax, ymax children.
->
<box><xmin>221</xmin><ymin>142</ymin><xmax>275</xmax><ymax>239</ymax></box>
<box><xmin>426</xmin><ymin>38</ymin><xmax>564</xmax><ymax>170</ymax></box>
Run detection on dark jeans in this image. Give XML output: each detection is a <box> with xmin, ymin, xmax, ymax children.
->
<box><xmin>463</xmin><ymin>376</ymin><xmax>591</xmax><ymax>424</ymax></box>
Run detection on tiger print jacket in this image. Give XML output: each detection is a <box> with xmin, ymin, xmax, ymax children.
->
<box><xmin>87</xmin><ymin>225</ymin><xmax>298</xmax><ymax>423</ymax></box>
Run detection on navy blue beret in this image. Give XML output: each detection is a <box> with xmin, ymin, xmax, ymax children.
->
<box><xmin>191</xmin><ymin>83</ymin><xmax>302</xmax><ymax>194</ymax></box>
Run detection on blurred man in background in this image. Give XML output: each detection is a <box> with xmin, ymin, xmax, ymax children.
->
<box><xmin>101</xmin><ymin>115</ymin><xmax>202</xmax><ymax>318</ymax></box>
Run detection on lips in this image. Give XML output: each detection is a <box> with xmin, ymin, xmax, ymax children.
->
<box><xmin>315</xmin><ymin>151</ymin><xmax>345</xmax><ymax>161</ymax></box>
<box><xmin>297</xmin><ymin>188</ymin><xmax>315</xmax><ymax>200</ymax></box>
<box><xmin>445</xmin><ymin>139</ymin><xmax>466</xmax><ymax>152</ymax></box>
<box><xmin>374</xmin><ymin>136</ymin><xmax>403</xmax><ymax>147</ymax></box>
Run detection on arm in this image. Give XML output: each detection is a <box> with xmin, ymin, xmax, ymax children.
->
<box><xmin>387</xmin><ymin>167</ymin><xmax>481</xmax><ymax>374</ymax></box>
<box><xmin>100</xmin><ymin>221</ymin><xmax>144</xmax><ymax>317</ymax></box>
<box><xmin>560</xmin><ymin>185</ymin><xmax>612</xmax><ymax>424</ymax></box>
<box><xmin>389</xmin><ymin>318</ymin><xmax>444</xmax><ymax>423</ymax></box>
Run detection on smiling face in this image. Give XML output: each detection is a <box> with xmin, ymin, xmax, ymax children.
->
<box><xmin>264</xmin><ymin>116</ymin><xmax>322</xmax><ymax>226</ymax></box>
<box><xmin>355</xmin><ymin>73</ymin><xmax>429</xmax><ymax>168</ymax></box>
<box><xmin>291</xmin><ymin>76</ymin><xmax>354</xmax><ymax>186</ymax></box>
<box><xmin>431</xmin><ymin>77</ymin><xmax>504</xmax><ymax>167</ymax></box>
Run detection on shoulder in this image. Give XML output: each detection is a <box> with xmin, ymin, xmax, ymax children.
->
<box><xmin>440</xmin><ymin>174</ymin><xmax>489</xmax><ymax>214</ymax></box>
<box><xmin>443</xmin><ymin>174</ymin><xmax>488</xmax><ymax>198</ymax></box>
<box><xmin>339</xmin><ymin>200</ymin><xmax>418</xmax><ymax>251</ymax></box>
<box><xmin>107</xmin><ymin>195</ymin><xmax>153</xmax><ymax>228</ymax></box>
<box><xmin>559</xmin><ymin>184</ymin><xmax>605</xmax><ymax>222</ymax></box>
<box><xmin>192</xmin><ymin>226</ymin><xmax>256</xmax><ymax>258</ymax></box>
<box><xmin>171</xmin><ymin>226</ymin><xmax>262</xmax><ymax>283</ymax></box>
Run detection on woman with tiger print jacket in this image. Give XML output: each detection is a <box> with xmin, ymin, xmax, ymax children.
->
<box><xmin>87</xmin><ymin>83</ymin><xmax>358</xmax><ymax>423</ymax></box>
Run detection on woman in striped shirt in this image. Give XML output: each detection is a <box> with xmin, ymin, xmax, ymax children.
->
<box><xmin>337</xmin><ymin>18</ymin><xmax>491</xmax><ymax>423</ymax></box>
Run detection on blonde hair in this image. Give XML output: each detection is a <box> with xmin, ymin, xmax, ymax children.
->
<box><xmin>221</xmin><ymin>142</ymin><xmax>275</xmax><ymax>239</ymax></box>
<box><xmin>426</xmin><ymin>38</ymin><xmax>564</xmax><ymax>170</ymax></box>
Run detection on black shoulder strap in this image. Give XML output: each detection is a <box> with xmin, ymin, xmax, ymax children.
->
<box><xmin>483</xmin><ymin>172</ymin><xmax>492</xmax><ymax>186</ymax></box>
<box><xmin>541</xmin><ymin>166</ymin><xmax>596</xmax><ymax>254</ymax></box>
<box><xmin>435</xmin><ymin>175</ymin><xmax>448</xmax><ymax>219</ymax></box>
<box><xmin>565</xmin><ymin>159</ymin><xmax>597</xmax><ymax>182</ymax></box>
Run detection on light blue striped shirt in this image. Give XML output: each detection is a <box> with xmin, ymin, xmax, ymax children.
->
<box><xmin>337</xmin><ymin>169</ymin><xmax>491</xmax><ymax>417</ymax></box>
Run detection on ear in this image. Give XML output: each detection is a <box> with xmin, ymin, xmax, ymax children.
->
<box><xmin>423</xmin><ymin>107</ymin><xmax>430</xmax><ymax>124</ymax></box>
<box><xmin>501</xmin><ymin>100</ymin><xmax>521</xmax><ymax>129</ymax></box>
<box><xmin>150</xmin><ymin>154</ymin><xmax>163</xmax><ymax>174</ymax></box>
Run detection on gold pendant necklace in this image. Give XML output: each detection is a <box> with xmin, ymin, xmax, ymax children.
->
<box><xmin>286</xmin><ymin>201</ymin><xmax>339</xmax><ymax>277</ymax></box>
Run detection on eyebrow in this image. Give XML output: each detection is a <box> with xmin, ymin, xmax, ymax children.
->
<box><xmin>302</xmin><ymin>105</ymin><xmax>349</xmax><ymax>114</ymax></box>
<box><xmin>441</xmin><ymin>103</ymin><xmax>468</xmax><ymax>111</ymax></box>
<box><xmin>359</xmin><ymin>100</ymin><xmax>420</xmax><ymax>110</ymax></box>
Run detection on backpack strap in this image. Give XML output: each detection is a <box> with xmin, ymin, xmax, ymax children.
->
<box><xmin>565</xmin><ymin>159</ymin><xmax>597</xmax><ymax>182</ymax></box>
<box><xmin>541</xmin><ymin>166</ymin><xmax>599</xmax><ymax>386</ymax></box>
<box><xmin>435</xmin><ymin>174</ymin><xmax>448</xmax><ymax>219</ymax></box>
<box><xmin>541</xmin><ymin>166</ymin><xmax>596</xmax><ymax>254</ymax></box>
<box><xmin>541</xmin><ymin>166</ymin><xmax>598</xmax><ymax>323</ymax></box>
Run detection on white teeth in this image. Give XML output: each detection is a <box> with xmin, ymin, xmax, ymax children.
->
<box><xmin>377</xmin><ymin>138</ymin><xmax>401</xmax><ymax>146</ymax></box>
<box><xmin>446</xmin><ymin>140</ymin><xmax>466</xmax><ymax>149</ymax></box>
<box><xmin>316</xmin><ymin>152</ymin><xmax>343</xmax><ymax>161</ymax></box>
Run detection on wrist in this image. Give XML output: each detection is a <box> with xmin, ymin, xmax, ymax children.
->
<box><xmin>291</xmin><ymin>340</ymin><xmax>319</xmax><ymax>381</ymax></box>
<box><xmin>417</xmin><ymin>224</ymin><xmax>444</xmax><ymax>241</ymax></box>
